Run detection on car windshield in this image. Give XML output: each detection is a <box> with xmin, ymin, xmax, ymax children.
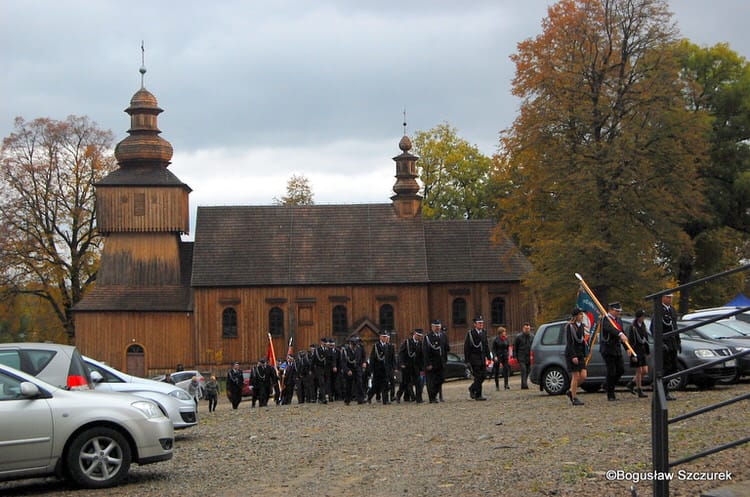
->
<box><xmin>713</xmin><ymin>320</ymin><xmax>750</xmax><ymax>337</ymax></box>
<box><xmin>680</xmin><ymin>321</ymin><xmax>747</xmax><ymax>339</ymax></box>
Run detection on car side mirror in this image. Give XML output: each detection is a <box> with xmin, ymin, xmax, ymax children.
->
<box><xmin>90</xmin><ymin>371</ymin><xmax>104</xmax><ymax>384</ymax></box>
<box><xmin>20</xmin><ymin>381</ymin><xmax>41</xmax><ymax>398</ymax></box>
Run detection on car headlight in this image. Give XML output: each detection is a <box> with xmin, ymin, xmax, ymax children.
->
<box><xmin>168</xmin><ymin>389</ymin><xmax>192</xmax><ymax>401</ymax></box>
<box><xmin>693</xmin><ymin>349</ymin><xmax>717</xmax><ymax>358</ymax></box>
<box><xmin>131</xmin><ymin>400</ymin><xmax>165</xmax><ymax>418</ymax></box>
<box><xmin>734</xmin><ymin>346</ymin><xmax>748</xmax><ymax>352</ymax></box>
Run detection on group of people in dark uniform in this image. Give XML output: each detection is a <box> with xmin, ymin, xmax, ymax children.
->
<box><xmin>225</xmin><ymin>319</ymin><xmax>454</xmax><ymax>408</ymax></box>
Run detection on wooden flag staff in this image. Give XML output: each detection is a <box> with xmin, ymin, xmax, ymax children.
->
<box><xmin>574</xmin><ymin>273</ymin><xmax>637</xmax><ymax>358</ymax></box>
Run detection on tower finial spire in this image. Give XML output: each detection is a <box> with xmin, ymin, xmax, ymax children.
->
<box><xmin>402</xmin><ymin>108</ymin><xmax>407</xmax><ymax>136</ymax></box>
<box><xmin>139</xmin><ymin>40</ymin><xmax>147</xmax><ymax>89</ymax></box>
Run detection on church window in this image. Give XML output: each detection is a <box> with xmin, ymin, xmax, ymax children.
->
<box><xmin>379</xmin><ymin>304</ymin><xmax>395</xmax><ymax>331</ymax></box>
<box><xmin>491</xmin><ymin>297</ymin><xmax>506</xmax><ymax>326</ymax></box>
<box><xmin>332</xmin><ymin>305</ymin><xmax>348</xmax><ymax>336</ymax></box>
<box><xmin>269</xmin><ymin>307</ymin><xmax>284</xmax><ymax>338</ymax></box>
<box><xmin>452</xmin><ymin>298</ymin><xmax>467</xmax><ymax>326</ymax></box>
<box><xmin>222</xmin><ymin>307</ymin><xmax>238</xmax><ymax>338</ymax></box>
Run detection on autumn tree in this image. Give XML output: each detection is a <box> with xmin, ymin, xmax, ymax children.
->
<box><xmin>0</xmin><ymin>116</ymin><xmax>117</xmax><ymax>339</ymax></box>
<box><xmin>497</xmin><ymin>0</ymin><xmax>710</xmax><ymax>318</ymax></box>
<box><xmin>676</xmin><ymin>41</ymin><xmax>750</xmax><ymax>309</ymax></box>
<box><xmin>273</xmin><ymin>174</ymin><xmax>314</xmax><ymax>206</ymax></box>
<box><xmin>412</xmin><ymin>123</ymin><xmax>494</xmax><ymax>220</ymax></box>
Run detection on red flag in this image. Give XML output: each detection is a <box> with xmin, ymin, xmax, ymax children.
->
<box><xmin>267</xmin><ymin>333</ymin><xmax>278</xmax><ymax>367</ymax></box>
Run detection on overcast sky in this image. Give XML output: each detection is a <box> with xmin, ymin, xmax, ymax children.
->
<box><xmin>2</xmin><ymin>1</ymin><xmax>749</xmax><ymax>234</ymax></box>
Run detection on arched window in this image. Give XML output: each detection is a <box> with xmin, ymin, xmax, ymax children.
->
<box><xmin>222</xmin><ymin>307</ymin><xmax>238</xmax><ymax>338</ymax></box>
<box><xmin>332</xmin><ymin>305</ymin><xmax>348</xmax><ymax>336</ymax></box>
<box><xmin>491</xmin><ymin>297</ymin><xmax>506</xmax><ymax>326</ymax></box>
<box><xmin>452</xmin><ymin>298</ymin><xmax>467</xmax><ymax>326</ymax></box>
<box><xmin>269</xmin><ymin>307</ymin><xmax>284</xmax><ymax>337</ymax></box>
<box><xmin>379</xmin><ymin>304</ymin><xmax>395</xmax><ymax>332</ymax></box>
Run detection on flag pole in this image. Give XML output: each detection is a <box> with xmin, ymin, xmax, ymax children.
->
<box><xmin>584</xmin><ymin>315</ymin><xmax>602</xmax><ymax>366</ymax></box>
<box><xmin>574</xmin><ymin>273</ymin><xmax>637</xmax><ymax>358</ymax></box>
<box><xmin>268</xmin><ymin>333</ymin><xmax>282</xmax><ymax>401</ymax></box>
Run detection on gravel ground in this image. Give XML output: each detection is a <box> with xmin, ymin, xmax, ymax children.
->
<box><xmin>2</xmin><ymin>376</ymin><xmax>748</xmax><ymax>497</ymax></box>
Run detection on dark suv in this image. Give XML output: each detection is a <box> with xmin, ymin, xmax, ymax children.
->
<box><xmin>529</xmin><ymin>317</ymin><xmax>737</xmax><ymax>395</ymax></box>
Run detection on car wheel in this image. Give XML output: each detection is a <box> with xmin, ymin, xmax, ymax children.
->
<box><xmin>542</xmin><ymin>366</ymin><xmax>569</xmax><ymax>395</ymax></box>
<box><xmin>65</xmin><ymin>426</ymin><xmax>132</xmax><ymax>488</ymax></box>
<box><xmin>665</xmin><ymin>362</ymin><xmax>687</xmax><ymax>392</ymax></box>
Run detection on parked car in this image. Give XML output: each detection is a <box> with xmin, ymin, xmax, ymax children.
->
<box><xmin>444</xmin><ymin>352</ymin><xmax>472</xmax><ymax>380</ymax></box>
<box><xmin>681</xmin><ymin>306</ymin><xmax>750</xmax><ymax>323</ymax></box>
<box><xmin>84</xmin><ymin>356</ymin><xmax>198</xmax><ymax>429</ymax></box>
<box><xmin>485</xmin><ymin>345</ymin><xmax>521</xmax><ymax>378</ymax></box>
<box><xmin>242</xmin><ymin>369</ymin><xmax>253</xmax><ymax>397</ymax></box>
<box><xmin>0</xmin><ymin>363</ymin><xmax>173</xmax><ymax>489</ymax></box>
<box><xmin>674</xmin><ymin>321</ymin><xmax>750</xmax><ymax>380</ymax></box>
<box><xmin>529</xmin><ymin>317</ymin><xmax>737</xmax><ymax>395</ymax></box>
<box><xmin>0</xmin><ymin>342</ymin><xmax>93</xmax><ymax>390</ymax></box>
<box><xmin>151</xmin><ymin>370</ymin><xmax>206</xmax><ymax>396</ymax></box>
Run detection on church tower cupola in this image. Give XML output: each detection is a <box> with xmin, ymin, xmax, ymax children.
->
<box><xmin>391</xmin><ymin>119</ymin><xmax>422</xmax><ymax>218</ymax></box>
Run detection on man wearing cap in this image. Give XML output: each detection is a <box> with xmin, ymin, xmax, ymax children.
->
<box><xmin>650</xmin><ymin>293</ymin><xmax>680</xmax><ymax>400</ymax></box>
<box><xmin>424</xmin><ymin>323</ymin><xmax>445</xmax><ymax>403</ymax></box>
<box><xmin>368</xmin><ymin>331</ymin><xmax>396</xmax><ymax>404</ymax></box>
<box><xmin>600</xmin><ymin>302</ymin><xmax>629</xmax><ymax>401</ymax></box>
<box><xmin>226</xmin><ymin>361</ymin><xmax>244</xmax><ymax>410</ymax></box>
<box><xmin>464</xmin><ymin>315</ymin><xmax>490</xmax><ymax>400</ymax></box>
<box><xmin>513</xmin><ymin>322</ymin><xmax>534</xmax><ymax>389</ymax></box>
<box><xmin>311</xmin><ymin>338</ymin><xmax>329</xmax><ymax>404</ymax></box>
<box><xmin>250</xmin><ymin>357</ymin><xmax>278</xmax><ymax>407</ymax></box>
<box><xmin>437</xmin><ymin>322</ymin><xmax>450</xmax><ymax>401</ymax></box>
<box><xmin>341</xmin><ymin>338</ymin><xmax>365</xmax><ymax>405</ymax></box>
<box><xmin>397</xmin><ymin>329</ymin><xmax>425</xmax><ymax>403</ymax></box>
<box><xmin>280</xmin><ymin>354</ymin><xmax>298</xmax><ymax>405</ymax></box>
<box><xmin>296</xmin><ymin>347</ymin><xmax>313</xmax><ymax>403</ymax></box>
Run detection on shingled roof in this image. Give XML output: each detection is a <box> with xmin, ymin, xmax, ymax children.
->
<box><xmin>191</xmin><ymin>204</ymin><xmax>530</xmax><ymax>287</ymax></box>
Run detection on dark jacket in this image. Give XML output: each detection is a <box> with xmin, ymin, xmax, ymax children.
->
<box><xmin>464</xmin><ymin>328</ymin><xmax>490</xmax><ymax>366</ymax></box>
<box><xmin>564</xmin><ymin>322</ymin><xmax>587</xmax><ymax>360</ymax></box>
<box><xmin>600</xmin><ymin>314</ymin><xmax>625</xmax><ymax>357</ymax></box>
<box><xmin>628</xmin><ymin>320</ymin><xmax>651</xmax><ymax>358</ymax></box>
<box><xmin>370</xmin><ymin>341</ymin><xmax>395</xmax><ymax>375</ymax></box>
<box><xmin>513</xmin><ymin>332</ymin><xmax>533</xmax><ymax>363</ymax></box>
<box><xmin>650</xmin><ymin>304</ymin><xmax>681</xmax><ymax>354</ymax></box>
<box><xmin>491</xmin><ymin>335</ymin><xmax>510</xmax><ymax>363</ymax></box>
<box><xmin>423</xmin><ymin>332</ymin><xmax>444</xmax><ymax>371</ymax></box>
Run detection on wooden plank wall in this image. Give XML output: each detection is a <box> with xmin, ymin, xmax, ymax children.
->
<box><xmin>96</xmin><ymin>186</ymin><xmax>189</xmax><ymax>233</ymax></box>
<box><xmin>75</xmin><ymin>311</ymin><xmax>193</xmax><ymax>375</ymax></box>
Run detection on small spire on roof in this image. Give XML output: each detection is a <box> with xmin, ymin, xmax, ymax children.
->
<box><xmin>402</xmin><ymin>108</ymin><xmax>407</xmax><ymax>136</ymax></box>
<box><xmin>139</xmin><ymin>40</ymin><xmax>147</xmax><ymax>89</ymax></box>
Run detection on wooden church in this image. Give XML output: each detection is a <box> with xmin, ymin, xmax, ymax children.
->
<box><xmin>74</xmin><ymin>75</ymin><xmax>533</xmax><ymax>377</ymax></box>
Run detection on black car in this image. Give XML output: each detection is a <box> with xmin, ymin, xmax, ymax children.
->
<box><xmin>677</xmin><ymin>320</ymin><xmax>750</xmax><ymax>380</ymax></box>
<box><xmin>443</xmin><ymin>352</ymin><xmax>471</xmax><ymax>380</ymax></box>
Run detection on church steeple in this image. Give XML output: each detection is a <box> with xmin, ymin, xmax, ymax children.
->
<box><xmin>391</xmin><ymin>116</ymin><xmax>422</xmax><ymax>218</ymax></box>
<box><xmin>113</xmin><ymin>58</ymin><xmax>174</xmax><ymax>168</ymax></box>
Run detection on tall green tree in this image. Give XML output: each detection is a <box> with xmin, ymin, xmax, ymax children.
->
<box><xmin>0</xmin><ymin>116</ymin><xmax>116</xmax><ymax>339</ymax></box>
<box><xmin>676</xmin><ymin>41</ymin><xmax>750</xmax><ymax>309</ymax></box>
<box><xmin>412</xmin><ymin>123</ymin><xmax>494</xmax><ymax>220</ymax></box>
<box><xmin>273</xmin><ymin>174</ymin><xmax>315</xmax><ymax>206</ymax></box>
<box><xmin>497</xmin><ymin>0</ymin><xmax>710</xmax><ymax>319</ymax></box>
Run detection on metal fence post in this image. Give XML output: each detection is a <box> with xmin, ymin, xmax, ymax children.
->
<box><xmin>651</xmin><ymin>297</ymin><xmax>669</xmax><ymax>497</ymax></box>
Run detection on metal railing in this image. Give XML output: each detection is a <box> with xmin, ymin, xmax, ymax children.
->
<box><xmin>645</xmin><ymin>263</ymin><xmax>750</xmax><ymax>497</ymax></box>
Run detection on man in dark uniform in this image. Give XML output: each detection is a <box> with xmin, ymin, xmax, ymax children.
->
<box><xmin>368</xmin><ymin>331</ymin><xmax>395</xmax><ymax>404</ymax></box>
<box><xmin>226</xmin><ymin>361</ymin><xmax>244</xmax><ymax>410</ymax></box>
<box><xmin>464</xmin><ymin>315</ymin><xmax>490</xmax><ymax>400</ymax></box>
<box><xmin>437</xmin><ymin>323</ymin><xmax>450</xmax><ymax>401</ymax></box>
<box><xmin>600</xmin><ymin>302</ymin><xmax>628</xmax><ymax>401</ymax></box>
<box><xmin>341</xmin><ymin>337</ymin><xmax>365</xmax><ymax>405</ymax></box>
<box><xmin>296</xmin><ymin>348</ymin><xmax>313</xmax><ymax>403</ymax></box>
<box><xmin>513</xmin><ymin>322</ymin><xmax>534</xmax><ymax>389</ymax></box>
<box><xmin>651</xmin><ymin>293</ymin><xmax>681</xmax><ymax>401</ymax></box>
<box><xmin>280</xmin><ymin>354</ymin><xmax>298</xmax><ymax>405</ymax></box>
<box><xmin>311</xmin><ymin>338</ymin><xmax>329</xmax><ymax>404</ymax></box>
<box><xmin>325</xmin><ymin>338</ymin><xmax>341</xmax><ymax>402</ymax></box>
<box><xmin>424</xmin><ymin>322</ymin><xmax>445</xmax><ymax>403</ymax></box>
<box><xmin>251</xmin><ymin>357</ymin><xmax>278</xmax><ymax>407</ymax></box>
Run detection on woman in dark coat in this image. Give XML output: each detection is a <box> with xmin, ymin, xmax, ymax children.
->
<box><xmin>627</xmin><ymin>309</ymin><xmax>650</xmax><ymax>398</ymax></box>
<box><xmin>564</xmin><ymin>308</ymin><xmax>588</xmax><ymax>405</ymax></box>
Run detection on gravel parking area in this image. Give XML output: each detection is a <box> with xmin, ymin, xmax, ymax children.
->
<box><xmin>2</xmin><ymin>377</ymin><xmax>748</xmax><ymax>497</ymax></box>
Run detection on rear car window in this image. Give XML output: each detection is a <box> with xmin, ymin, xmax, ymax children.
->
<box><xmin>0</xmin><ymin>350</ymin><xmax>22</xmax><ymax>370</ymax></box>
<box><xmin>540</xmin><ymin>325</ymin><xmax>564</xmax><ymax>346</ymax></box>
<box><xmin>0</xmin><ymin>349</ymin><xmax>56</xmax><ymax>376</ymax></box>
